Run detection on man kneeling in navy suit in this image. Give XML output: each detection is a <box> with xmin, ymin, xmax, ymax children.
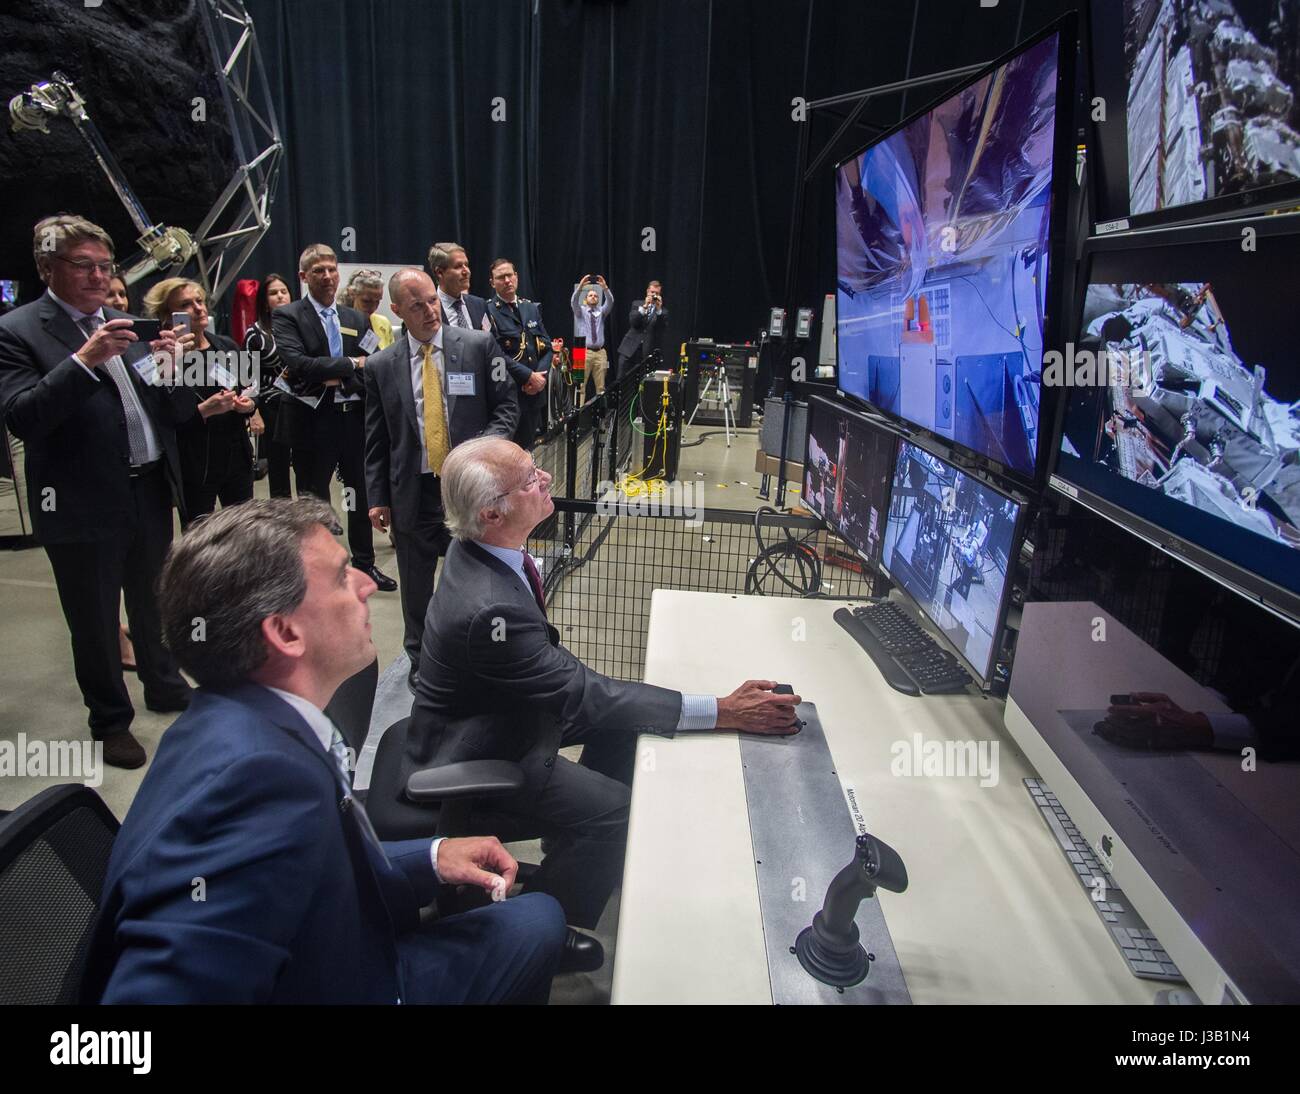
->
<box><xmin>81</xmin><ymin>498</ymin><xmax>565</xmax><ymax>1004</ymax></box>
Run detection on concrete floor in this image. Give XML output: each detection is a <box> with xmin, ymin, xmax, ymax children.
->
<box><xmin>0</xmin><ymin>413</ymin><xmax>804</xmax><ymax>1003</ymax></box>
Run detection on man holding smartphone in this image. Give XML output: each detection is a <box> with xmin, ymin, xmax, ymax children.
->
<box><xmin>616</xmin><ymin>280</ymin><xmax>668</xmax><ymax>383</ymax></box>
<box><xmin>0</xmin><ymin>215</ymin><xmax>199</xmax><ymax>768</ymax></box>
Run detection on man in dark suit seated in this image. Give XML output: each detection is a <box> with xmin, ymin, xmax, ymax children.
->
<box><xmin>272</xmin><ymin>243</ymin><xmax>396</xmax><ymax>592</ymax></box>
<box><xmin>364</xmin><ymin>267</ymin><xmax>518</xmax><ymax>693</ymax></box>
<box><xmin>410</xmin><ymin>436</ymin><xmax>801</xmax><ymax>969</ymax></box>
<box><xmin>80</xmin><ymin>498</ymin><xmax>565</xmax><ymax>1004</ymax></box>
<box><xmin>0</xmin><ymin>214</ymin><xmax>198</xmax><ymax>769</ymax></box>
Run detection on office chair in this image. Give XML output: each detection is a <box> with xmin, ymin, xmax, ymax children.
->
<box><xmin>0</xmin><ymin>784</ymin><xmax>119</xmax><ymax>1004</ymax></box>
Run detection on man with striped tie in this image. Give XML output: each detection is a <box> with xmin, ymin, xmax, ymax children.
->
<box><xmin>427</xmin><ymin>241</ymin><xmax>491</xmax><ymax>333</ymax></box>
<box><xmin>364</xmin><ymin>268</ymin><xmax>517</xmax><ymax>693</ymax></box>
<box><xmin>0</xmin><ymin>215</ymin><xmax>198</xmax><ymax>768</ymax></box>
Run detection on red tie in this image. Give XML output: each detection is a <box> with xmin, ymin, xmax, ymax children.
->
<box><xmin>521</xmin><ymin>552</ymin><xmax>546</xmax><ymax>615</ymax></box>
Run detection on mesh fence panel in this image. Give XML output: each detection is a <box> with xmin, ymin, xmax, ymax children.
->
<box><xmin>529</xmin><ymin>501</ymin><xmax>875</xmax><ymax>682</ymax></box>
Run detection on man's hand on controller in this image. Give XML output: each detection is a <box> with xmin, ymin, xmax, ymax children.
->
<box><xmin>436</xmin><ymin>836</ymin><xmax>518</xmax><ymax>899</ymax></box>
<box><xmin>716</xmin><ymin>679</ymin><xmax>801</xmax><ymax>735</ymax></box>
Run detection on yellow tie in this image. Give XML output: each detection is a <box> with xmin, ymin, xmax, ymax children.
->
<box><xmin>421</xmin><ymin>342</ymin><xmax>450</xmax><ymax>475</ymax></box>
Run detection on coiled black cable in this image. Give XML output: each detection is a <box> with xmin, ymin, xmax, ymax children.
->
<box><xmin>744</xmin><ymin>506</ymin><xmax>824</xmax><ymax>596</ymax></box>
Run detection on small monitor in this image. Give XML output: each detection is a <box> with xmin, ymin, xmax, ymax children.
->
<box><xmin>835</xmin><ymin>17</ymin><xmax>1077</xmax><ymax>482</ymax></box>
<box><xmin>1088</xmin><ymin>0</ymin><xmax>1300</xmax><ymax>231</ymax></box>
<box><xmin>881</xmin><ymin>439</ymin><xmax>1025</xmax><ymax>685</ymax></box>
<box><xmin>1054</xmin><ymin>214</ymin><xmax>1300</xmax><ymax>622</ymax></box>
<box><xmin>803</xmin><ymin>395</ymin><xmax>898</xmax><ymax>571</ymax></box>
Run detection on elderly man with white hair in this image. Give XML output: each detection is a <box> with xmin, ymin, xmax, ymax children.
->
<box><xmin>404</xmin><ymin>435</ymin><xmax>802</xmax><ymax>972</ymax></box>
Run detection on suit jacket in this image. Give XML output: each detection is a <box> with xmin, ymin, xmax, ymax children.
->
<box><xmin>486</xmin><ymin>295</ymin><xmax>553</xmax><ymax>387</ymax></box>
<box><xmin>271</xmin><ymin>295</ymin><xmax>372</xmax><ymax>449</ymax></box>
<box><xmin>409</xmin><ymin>540</ymin><xmax>682</xmax><ymax>807</ymax></box>
<box><xmin>442</xmin><ymin>291</ymin><xmax>489</xmax><ymax>332</ymax></box>
<box><xmin>80</xmin><ymin>683</ymin><xmax>439</xmax><ymax>1004</ymax></box>
<box><xmin>363</xmin><ymin>327</ymin><xmax>519</xmax><ymax>531</ymax></box>
<box><xmin>617</xmin><ymin>302</ymin><xmax>669</xmax><ymax>362</ymax></box>
<box><xmin>0</xmin><ymin>293</ymin><xmax>197</xmax><ymax>543</ymax></box>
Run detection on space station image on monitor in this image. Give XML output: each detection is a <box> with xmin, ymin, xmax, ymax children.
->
<box><xmin>1062</xmin><ymin>281</ymin><xmax>1300</xmax><ymax>555</ymax></box>
<box><xmin>803</xmin><ymin>399</ymin><xmax>896</xmax><ymax>568</ymax></box>
<box><xmin>882</xmin><ymin>441</ymin><xmax>1022</xmax><ymax>680</ymax></box>
<box><xmin>1120</xmin><ymin>0</ymin><xmax>1300</xmax><ymax>218</ymax></box>
<box><xmin>835</xmin><ymin>31</ymin><xmax>1063</xmax><ymax>477</ymax></box>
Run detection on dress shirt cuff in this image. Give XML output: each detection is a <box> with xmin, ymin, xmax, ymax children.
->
<box><xmin>72</xmin><ymin>354</ymin><xmax>99</xmax><ymax>380</ymax></box>
<box><xmin>677</xmin><ymin>693</ymin><xmax>718</xmax><ymax>731</ymax></box>
<box><xmin>1206</xmin><ymin>711</ymin><xmax>1257</xmax><ymax>753</ymax></box>
<box><xmin>430</xmin><ymin>837</ymin><xmax>445</xmax><ymax>883</ymax></box>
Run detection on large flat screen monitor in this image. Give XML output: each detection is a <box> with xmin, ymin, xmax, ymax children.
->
<box><xmin>1088</xmin><ymin>0</ymin><xmax>1300</xmax><ymax>231</ymax></box>
<box><xmin>1053</xmin><ymin>214</ymin><xmax>1300</xmax><ymax>623</ymax></box>
<box><xmin>802</xmin><ymin>394</ymin><xmax>898</xmax><ymax>570</ymax></box>
<box><xmin>881</xmin><ymin>439</ymin><xmax>1025</xmax><ymax>686</ymax></box>
<box><xmin>834</xmin><ymin>17</ymin><xmax>1076</xmax><ymax>482</ymax></box>
<box><xmin>1007</xmin><ymin>598</ymin><xmax>1300</xmax><ymax>1003</ymax></box>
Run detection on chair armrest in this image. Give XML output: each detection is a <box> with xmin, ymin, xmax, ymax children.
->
<box><xmin>405</xmin><ymin>760</ymin><xmax>526</xmax><ymax>802</ymax></box>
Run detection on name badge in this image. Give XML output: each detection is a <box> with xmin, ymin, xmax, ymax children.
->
<box><xmin>358</xmin><ymin>329</ymin><xmax>380</xmax><ymax>353</ymax></box>
<box><xmin>130</xmin><ymin>355</ymin><xmax>158</xmax><ymax>385</ymax></box>
<box><xmin>447</xmin><ymin>372</ymin><xmax>476</xmax><ymax>396</ymax></box>
<box><xmin>339</xmin><ymin>325</ymin><xmax>359</xmax><ymax>337</ymax></box>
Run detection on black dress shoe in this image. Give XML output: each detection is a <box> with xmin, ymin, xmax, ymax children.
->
<box><xmin>101</xmin><ymin>731</ymin><xmax>147</xmax><ymax>769</ymax></box>
<box><xmin>358</xmin><ymin>563</ymin><xmax>397</xmax><ymax>592</ymax></box>
<box><xmin>558</xmin><ymin>928</ymin><xmax>605</xmax><ymax>974</ymax></box>
<box><xmin>145</xmin><ymin>689</ymin><xmax>192</xmax><ymax>714</ymax></box>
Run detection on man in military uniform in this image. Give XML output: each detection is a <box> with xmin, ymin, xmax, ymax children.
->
<box><xmin>486</xmin><ymin>258</ymin><xmax>551</xmax><ymax>450</ymax></box>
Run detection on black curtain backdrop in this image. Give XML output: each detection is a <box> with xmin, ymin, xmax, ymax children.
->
<box><xmin>239</xmin><ymin>0</ymin><xmax>1078</xmax><ymax>359</ymax></box>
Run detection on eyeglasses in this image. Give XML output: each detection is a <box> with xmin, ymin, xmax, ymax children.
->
<box><xmin>55</xmin><ymin>256</ymin><xmax>117</xmax><ymax>276</ymax></box>
<box><xmin>495</xmin><ymin>463</ymin><xmax>545</xmax><ymax>500</ymax></box>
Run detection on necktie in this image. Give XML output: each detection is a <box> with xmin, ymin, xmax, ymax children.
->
<box><xmin>321</xmin><ymin>307</ymin><xmax>343</xmax><ymax>356</ymax></box>
<box><xmin>328</xmin><ymin>724</ymin><xmax>389</xmax><ymax>856</ymax></box>
<box><xmin>78</xmin><ymin>315</ymin><xmax>151</xmax><ymax>465</ymax></box>
<box><xmin>521</xmin><ymin>551</ymin><xmax>546</xmax><ymax>615</ymax></box>
<box><xmin>450</xmin><ymin>298</ymin><xmax>468</xmax><ymax>328</ymax></box>
<box><xmin>588</xmin><ymin>309</ymin><xmax>598</xmax><ymax>346</ymax></box>
<box><xmin>421</xmin><ymin>342</ymin><xmax>451</xmax><ymax>475</ymax></box>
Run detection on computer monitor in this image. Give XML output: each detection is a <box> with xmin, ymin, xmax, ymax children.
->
<box><xmin>802</xmin><ymin>394</ymin><xmax>898</xmax><ymax>570</ymax></box>
<box><xmin>834</xmin><ymin>17</ymin><xmax>1077</xmax><ymax>482</ymax></box>
<box><xmin>881</xmin><ymin>439</ymin><xmax>1024</xmax><ymax>686</ymax></box>
<box><xmin>1053</xmin><ymin>213</ymin><xmax>1300</xmax><ymax>623</ymax></box>
<box><xmin>1006</xmin><ymin>596</ymin><xmax>1300</xmax><ymax>1003</ymax></box>
<box><xmin>1088</xmin><ymin>0</ymin><xmax>1300</xmax><ymax>231</ymax></box>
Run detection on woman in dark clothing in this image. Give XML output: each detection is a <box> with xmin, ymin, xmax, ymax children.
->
<box><xmin>144</xmin><ymin>277</ymin><xmax>257</xmax><ymax>527</ymax></box>
<box><xmin>244</xmin><ymin>273</ymin><xmax>294</xmax><ymax>497</ymax></box>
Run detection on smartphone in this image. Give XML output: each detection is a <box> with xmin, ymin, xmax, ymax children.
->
<box><xmin>171</xmin><ymin>312</ymin><xmax>192</xmax><ymax>335</ymax></box>
<box><xmin>130</xmin><ymin>318</ymin><xmax>162</xmax><ymax>342</ymax></box>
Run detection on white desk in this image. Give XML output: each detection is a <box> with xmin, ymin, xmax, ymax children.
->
<box><xmin>611</xmin><ymin>591</ymin><xmax>1154</xmax><ymax>1004</ymax></box>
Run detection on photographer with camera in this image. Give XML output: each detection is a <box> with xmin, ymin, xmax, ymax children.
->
<box><xmin>616</xmin><ymin>279</ymin><xmax>668</xmax><ymax>383</ymax></box>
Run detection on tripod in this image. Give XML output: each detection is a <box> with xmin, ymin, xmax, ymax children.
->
<box><xmin>687</xmin><ymin>358</ymin><xmax>735</xmax><ymax>446</ymax></box>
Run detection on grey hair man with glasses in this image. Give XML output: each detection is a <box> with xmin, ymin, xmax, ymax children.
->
<box><xmin>406</xmin><ymin>435</ymin><xmax>802</xmax><ymax>973</ymax></box>
<box><xmin>0</xmin><ymin>214</ymin><xmax>199</xmax><ymax>768</ymax></box>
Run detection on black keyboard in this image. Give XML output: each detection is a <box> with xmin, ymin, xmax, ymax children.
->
<box><xmin>834</xmin><ymin>602</ymin><xmax>972</xmax><ymax>696</ymax></box>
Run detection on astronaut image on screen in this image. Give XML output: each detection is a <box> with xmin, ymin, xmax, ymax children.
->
<box><xmin>835</xmin><ymin>33</ymin><xmax>1061</xmax><ymax>475</ymax></box>
<box><xmin>882</xmin><ymin>442</ymin><xmax>1020</xmax><ymax>677</ymax></box>
<box><xmin>1063</xmin><ymin>281</ymin><xmax>1300</xmax><ymax>552</ymax></box>
<box><xmin>1121</xmin><ymin>0</ymin><xmax>1300</xmax><ymax>216</ymax></box>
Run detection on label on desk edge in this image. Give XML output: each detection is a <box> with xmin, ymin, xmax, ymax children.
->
<box><xmin>842</xmin><ymin>784</ymin><xmax>868</xmax><ymax>836</ymax></box>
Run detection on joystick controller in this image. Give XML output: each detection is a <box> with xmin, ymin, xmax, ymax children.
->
<box><xmin>794</xmin><ymin>832</ymin><xmax>908</xmax><ymax>987</ymax></box>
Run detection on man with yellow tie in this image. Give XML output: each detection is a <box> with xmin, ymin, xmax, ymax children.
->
<box><xmin>365</xmin><ymin>268</ymin><xmax>519</xmax><ymax>692</ymax></box>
